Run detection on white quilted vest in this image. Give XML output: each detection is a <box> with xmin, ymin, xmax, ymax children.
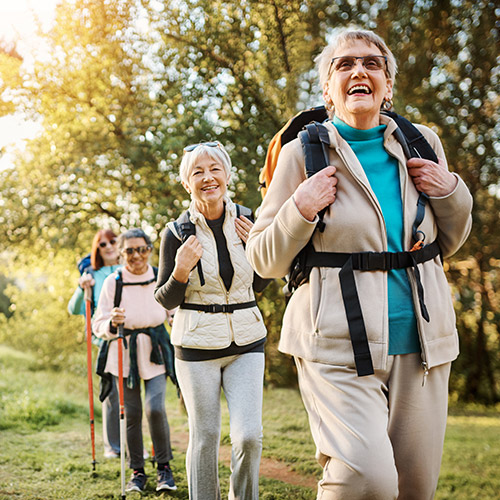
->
<box><xmin>168</xmin><ymin>198</ymin><xmax>267</xmax><ymax>349</ymax></box>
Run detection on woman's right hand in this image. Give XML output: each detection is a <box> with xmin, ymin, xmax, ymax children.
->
<box><xmin>79</xmin><ymin>272</ymin><xmax>95</xmax><ymax>292</ymax></box>
<box><xmin>172</xmin><ymin>235</ymin><xmax>203</xmax><ymax>283</ymax></box>
<box><xmin>110</xmin><ymin>307</ymin><xmax>125</xmax><ymax>327</ymax></box>
<box><xmin>293</xmin><ymin>165</ymin><xmax>338</xmax><ymax>221</ymax></box>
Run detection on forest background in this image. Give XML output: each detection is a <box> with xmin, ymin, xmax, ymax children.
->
<box><xmin>0</xmin><ymin>0</ymin><xmax>498</xmax><ymax>404</ymax></box>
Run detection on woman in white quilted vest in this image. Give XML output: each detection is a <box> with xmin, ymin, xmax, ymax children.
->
<box><xmin>154</xmin><ymin>141</ymin><xmax>269</xmax><ymax>500</ymax></box>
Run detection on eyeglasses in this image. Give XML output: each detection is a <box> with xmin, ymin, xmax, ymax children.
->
<box><xmin>184</xmin><ymin>141</ymin><xmax>220</xmax><ymax>152</ymax></box>
<box><xmin>99</xmin><ymin>239</ymin><xmax>116</xmax><ymax>248</ymax></box>
<box><xmin>328</xmin><ymin>55</ymin><xmax>388</xmax><ymax>76</ymax></box>
<box><xmin>121</xmin><ymin>245</ymin><xmax>152</xmax><ymax>256</ymax></box>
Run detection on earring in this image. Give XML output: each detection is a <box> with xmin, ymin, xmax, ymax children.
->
<box><xmin>382</xmin><ymin>97</ymin><xmax>393</xmax><ymax>111</ymax></box>
<box><xmin>325</xmin><ymin>98</ymin><xmax>335</xmax><ymax>115</ymax></box>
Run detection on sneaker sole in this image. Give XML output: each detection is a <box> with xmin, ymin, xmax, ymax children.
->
<box><xmin>156</xmin><ymin>484</ymin><xmax>177</xmax><ymax>492</ymax></box>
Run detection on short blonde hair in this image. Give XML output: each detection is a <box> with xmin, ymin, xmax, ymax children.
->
<box><xmin>179</xmin><ymin>142</ymin><xmax>232</xmax><ymax>186</ymax></box>
<box><xmin>315</xmin><ymin>27</ymin><xmax>397</xmax><ymax>89</ymax></box>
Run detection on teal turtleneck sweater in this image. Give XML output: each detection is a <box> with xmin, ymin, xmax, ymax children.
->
<box><xmin>333</xmin><ymin>116</ymin><xmax>420</xmax><ymax>355</ymax></box>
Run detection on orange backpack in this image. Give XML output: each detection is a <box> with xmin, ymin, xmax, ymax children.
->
<box><xmin>259</xmin><ymin>106</ymin><xmax>328</xmax><ymax>198</ymax></box>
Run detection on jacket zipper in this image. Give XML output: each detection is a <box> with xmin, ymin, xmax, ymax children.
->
<box><xmin>386</xmin><ymin>137</ymin><xmax>430</xmax><ymax>383</ymax></box>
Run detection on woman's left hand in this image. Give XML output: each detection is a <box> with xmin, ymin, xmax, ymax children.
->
<box><xmin>407</xmin><ymin>157</ymin><xmax>458</xmax><ymax>197</ymax></box>
<box><xmin>235</xmin><ymin>215</ymin><xmax>253</xmax><ymax>244</ymax></box>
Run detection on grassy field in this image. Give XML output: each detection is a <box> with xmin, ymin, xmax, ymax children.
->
<box><xmin>0</xmin><ymin>344</ymin><xmax>499</xmax><ymax>499</ymax></box>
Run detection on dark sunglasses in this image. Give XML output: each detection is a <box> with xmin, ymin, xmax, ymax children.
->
<box><xmin>122</xmin><ymin>245</ymin><xmax>152</xmax><ymax>256</ymax></box>
<box><xmin>328</xmin><ymin>55</ymin><xmax>388</xmax><ymax>76</ymax></box>
<box><xmin>99</xmin><ymin>239</ymin><xmax>116</xmax><ymax>248</ymax></box>
<box><xmin>183</xmin><ymin>141</ymin><xmax>220</xmax><ymax>152</ymax></box>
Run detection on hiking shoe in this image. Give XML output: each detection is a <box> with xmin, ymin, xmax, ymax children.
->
<box><xmin>126</xmin><ymin>471</ymin><xmax>147</xmax><ymax>493</ymax></box>
<box><xmin>156</xmin><ymin>465</ymin><xmax>177</xmax><ymax>491</ymax></box>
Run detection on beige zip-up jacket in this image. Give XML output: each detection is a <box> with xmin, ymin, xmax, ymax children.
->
<box><xmin>246</xmin><ymin>115</ymin><xmax>472</xmax><ymax>371</ymax></box>
<box><xmin>168</xmin><ymin>198</ymin><xmax>267</xmax><ymax>349</ymax></box>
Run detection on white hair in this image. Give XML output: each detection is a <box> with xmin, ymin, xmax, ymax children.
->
<box><xmin>315</xmin><ymin>27</ymin><xmax>398</xmax><ymax>89</ymax></box>
<box><xmin>179</xmin><ymin>143</ymin><xmax>232</xmax><ymax>186</ymax></box>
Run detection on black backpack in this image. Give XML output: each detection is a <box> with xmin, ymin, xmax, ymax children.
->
<box><xmin>266</xmin><ymin>107</ymin><xmax>441</xmax><ymax>377</ymax></box>
<box><xmin>286</xmin><ymin>107</ymin><xmax>438</xmax><ymax>295</ymax></box>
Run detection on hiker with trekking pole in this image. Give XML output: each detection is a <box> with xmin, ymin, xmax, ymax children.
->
<box><xmin>246</xmin><ymin>27</ymin><xmax>473</xmax><ymax>500</ymax></box>
<box><xmin>154</xmin><ymin>141</ymin><xmax>270</xmax><ymax>500</ymax></box>
<box><xmin>93</xmin><ymin>228</ymin><xmax>178</xmax><ymax>494</ymax></box>
<box><xmin>67</xmin><ymin>229</ymin><xmax>121</xmax><ymax>464</ymax></box>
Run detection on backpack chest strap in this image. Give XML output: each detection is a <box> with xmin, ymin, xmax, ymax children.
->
<box><xmin>304</xmin><ymin>240</ymin><xmax>440</xmax><ymax>377</ymax></box>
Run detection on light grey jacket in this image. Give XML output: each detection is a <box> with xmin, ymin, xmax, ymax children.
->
<box><xmin>246</xmin><ymin>115</ymin><xmax>472</xmax><ymax>371</ymax></box>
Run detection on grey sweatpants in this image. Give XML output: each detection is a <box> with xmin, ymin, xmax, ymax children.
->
<box><xmin>115</xmin><ymin>374</ymin><xmax>173</xmax><ymax>469</ymax></box>
<box><xmin>295</xmin><ymin>353</ymin><xmax>451</xmax><ymax>500</ymax></box>
<box><xmin>176</xmin><ymin>352</ymin><xmax>265</xmax><ymax>500</ymax></box>
<box><xmin>102</xmin><ymin>377</ymin><xmax>120</xmax><ymax>455</ymax></box>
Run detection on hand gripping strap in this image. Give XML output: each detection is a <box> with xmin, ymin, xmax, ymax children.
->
<box><xmin>173</xmin><ymin>211</ymin><xmax>205</xmax><ymax>286</ymax></box>
<box><xmin>299</xmin><ymin>122</ymin><xmax>331</xmax><ymax>233</ymax></box>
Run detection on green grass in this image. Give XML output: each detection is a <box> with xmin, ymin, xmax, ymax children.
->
<box><xmin>0</xmin><ymin>344</ymin><xmax>499</xmax><ymax>499</ymax></box>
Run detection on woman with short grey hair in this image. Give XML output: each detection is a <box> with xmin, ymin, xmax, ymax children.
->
<box><xmin>247</xmin><ymin>27</ymin><xmax>472</xmax><ymax>499</ymax></box>
<box><xmin>155</xmin><ymin>141</ymin><xmax>269</xmax><ymax>500</ymax></box>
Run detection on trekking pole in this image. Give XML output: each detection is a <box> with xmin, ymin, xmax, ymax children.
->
<box><xmin>117</xmin><ymin>324</ymin><xmax>126</xmax><ymax>500</ymax></box>
<box><xmin>84</xmin><ymin>288</ymin><xmax>97</xmax><ymax>472</ymax></box>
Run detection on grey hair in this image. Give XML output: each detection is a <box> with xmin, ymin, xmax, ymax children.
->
<box><xmin>315</xmin><ymin>27</ymin><xmax>398</xmax><ymax>89</ymax></box>
<box><xmin>179</xmin><ymin>142</ymin><xmax>232</xmax><ymax>187</ymax></box>
<box><xmin>117</xmin><ymin>228</ymin><xmax>152</xmax><ymax>251</ymax></box>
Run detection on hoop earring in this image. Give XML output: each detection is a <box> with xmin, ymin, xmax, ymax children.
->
<box><xmin>382</xmin><ymin>97</ymin><xmax>393</xmax><ymax>111</ymax></box>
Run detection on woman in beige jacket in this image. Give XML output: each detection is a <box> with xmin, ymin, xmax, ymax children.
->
<box><xmin>246</xmin><ymin>28</ymin><xmax>472</xmax><ymax>500</ymax></box>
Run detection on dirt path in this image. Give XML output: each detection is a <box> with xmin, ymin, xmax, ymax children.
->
<box><xmin>170</xmin><ymin>432</ymin><xmax>317</xmax><ymax>490</ymax></box>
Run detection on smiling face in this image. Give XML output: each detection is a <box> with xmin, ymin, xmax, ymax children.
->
<box><xmin>122</xmin><ymin>237</ymin><xmax>151</xmax><ymax>275</ymax></box>
<box><xmin>323</xmin><ymin>39</ymin><xmax>393</xmax><ymax>129</ymax></box>
<box><xmin>182</xmin><ymin>153</ymin><xmax>230</xmax><ymax>218</ymax></box>
<box><xmin>98</xmin><ymin>234</ymin><xmax>119</xmax><ymax>267</ymax></box>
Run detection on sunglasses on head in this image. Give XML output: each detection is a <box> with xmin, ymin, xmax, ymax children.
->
<box><xmin>183</xmin><ymin>141</ymin><xmax>220</xmax><ymax>152</ymax></box>
<box><xmin>99</xmin><ymin>239</ymin><xmax>116</xmax><ymax>248</ymax></box>
<box><xmin>122</xmin><ymin>245</ymin><xmax>152</xmax><ymax>256</ymax></box>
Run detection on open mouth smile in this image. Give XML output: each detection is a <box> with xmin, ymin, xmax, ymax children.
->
<box><xmin>347</xmin><ymin>84</ymin><xmax>372</xmax><ymax>95</ymax></box>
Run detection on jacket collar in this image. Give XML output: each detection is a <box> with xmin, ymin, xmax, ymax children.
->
<box><xmin>324</xmin><ymin>113</ymin><xmax>404</xmax><ymax>160</ymax></box>
<box><xmin>188</xmin><ymin>195</ymin><xmax>236</xmax><ymax>225</ymax></box>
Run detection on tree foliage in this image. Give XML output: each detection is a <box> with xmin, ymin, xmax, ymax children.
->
<box><xmin>0</xmin><ymin>0</ymin><xmax>498</xmax><ymax>400</ymax></box>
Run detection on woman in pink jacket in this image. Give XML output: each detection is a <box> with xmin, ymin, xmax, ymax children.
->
<box><xmin>93</xmin><ymin>228</ymin><xmax>177</xmax><ymax>494</ymax></box>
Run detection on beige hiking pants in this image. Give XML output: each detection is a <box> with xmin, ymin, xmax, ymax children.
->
<box><xmin>295</xmin><ymin>353</ymin><xmax>451</xmax><ymax>500</ymax></box>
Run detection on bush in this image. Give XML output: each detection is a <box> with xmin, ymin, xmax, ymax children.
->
<box><xmin>0</xmin><ymin>250</ymin><xmax>86</xmax><ymax>372</ymax></box>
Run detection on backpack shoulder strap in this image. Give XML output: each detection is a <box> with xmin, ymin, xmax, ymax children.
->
<box><xmin>113</xmin><ymin>269</ymin><xmax>123</xmax><ymax>308</ymax></box>
<box><xmin>173</xmin><ymin>210</ymin><xmax>196</xmax><ymax>243</ymax></box>
<box><xmin>171</xmin><ymin>211</ymin><xmax>205</xmax><ymax>286</ymax></box>
<box><xmin>299</xmin><ymin>122</ymin><xmax>331</xmax><ymax>232</ymax></box>
<box><xmin>382</xmin><ymin>110</ymin><xmax>438</xmax><ymax>163</ymax></box>
<box><xmin>235</xmin><ymin>204</ymin><xmax>254</xmax><ymax>222</ymax></box>
<box><xmin>382</xmin><ymin>110</ymin><xmax>438</xmax><ymax>245</ymax></box>
<box><xmin>299</xmin><ymin>122</ymin><xmax>330</xmax><ymax>178</ymax></box>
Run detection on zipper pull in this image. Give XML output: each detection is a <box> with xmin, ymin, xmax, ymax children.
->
<box><xmin>422</xmin><ymin>361</ymin><xmax>429</xmax><ymax>387</ymax></box>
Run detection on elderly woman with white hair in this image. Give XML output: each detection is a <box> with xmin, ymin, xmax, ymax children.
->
<box><xmin>154</xmin><ymin>141</ymin><xmax>269</xmax><ymax>500</ymax></box>
<box><xmin>246</xmin><ymin>28</ymin><xmax>472</xmax><ymax>499</ymax></box>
